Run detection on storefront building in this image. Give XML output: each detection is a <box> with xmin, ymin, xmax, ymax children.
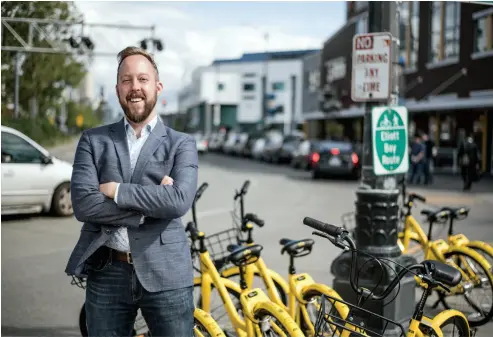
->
<box><xmin>313</xmin><ymin>1</ymin><xmax>493</xmax><ymax>175</ymax></box>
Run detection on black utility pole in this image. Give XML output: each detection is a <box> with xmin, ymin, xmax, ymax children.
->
<box><xmin>330</xmin><ymin>2</ymin><xmax>416</xmax><ymax>336</ymax></box>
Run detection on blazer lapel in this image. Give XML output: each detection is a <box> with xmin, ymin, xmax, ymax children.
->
<box><xmin>131</xmin><ymin>119</ymin><xmax>168</xmax><ymax>184</ymax></box>
<box><xmin>109</xmin><ymin>118</ymin><xmax>132</xmax><ymax>183</ymax></box>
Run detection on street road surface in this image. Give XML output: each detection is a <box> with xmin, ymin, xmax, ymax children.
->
<box><xmin>2</xmin><ymin>142</ymin><xmax>493</xmax><ymax>336</ymax></box>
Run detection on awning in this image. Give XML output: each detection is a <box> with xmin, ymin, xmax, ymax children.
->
<box><xmin>302</xmin><ymin>95</ymin><xmax>493</xmax><ymax>120</ymax></box>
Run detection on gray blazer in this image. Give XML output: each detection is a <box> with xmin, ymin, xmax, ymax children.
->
<box><xmin>65</xmin><ymin>117</ymin><xmax>198</xmax><ymax>292</ymax></box>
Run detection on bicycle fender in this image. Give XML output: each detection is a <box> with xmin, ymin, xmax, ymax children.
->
<box><xmin>254</xmin><ymin>300</ymin><xmax>305</xmax><ymax>337</ymax></box>
<box><xmin>193</xmin><ymin>308</ymin><xmax>227</xmax><ymax>337</ymax></box>
<box><xmin>424</xmin><ymin>309</ymin><xmax>470</xmax><ymax>337</ymax></box>
<box><xmin>446</xmin><ymin>245</ymin><xmax>493</xmax><ymax>270</ymax></box>
<box><xmin>467</xmin><ymin>241</ymin><xmax>493</xmax><ymax>257</ymax></box>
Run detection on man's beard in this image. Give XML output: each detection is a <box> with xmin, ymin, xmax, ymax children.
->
<box><xmin>119</xmin><ymin>91</ymin><xmax>157</xmax><ymax>124</ymax></box>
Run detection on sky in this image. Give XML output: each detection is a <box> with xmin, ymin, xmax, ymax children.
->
<box><xmin>75</xmin><ymin>1</ymin><xmax>347</xmax><ymax>115</ymax></box>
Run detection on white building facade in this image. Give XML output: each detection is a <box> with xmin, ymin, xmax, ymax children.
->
<box><xmin>178</xmin><ymin>50</ymin><xmax>319</xmax><ymax>135</ymax></box>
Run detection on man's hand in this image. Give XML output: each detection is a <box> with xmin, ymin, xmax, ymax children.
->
<box><xmin>161</xmin><ymin>175</ymin><xmax>174</xmax><ymax>185</ymax></box>
<box><xmin>100</xmin><ymin>182</ymin><xmax>119</xmax><ymax>199</ymax></box>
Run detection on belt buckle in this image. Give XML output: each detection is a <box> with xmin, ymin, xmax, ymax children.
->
<box><xmin>126</xmin><ymin>252</ymin><xmax>133</xmax><ymax>264</ymax></box>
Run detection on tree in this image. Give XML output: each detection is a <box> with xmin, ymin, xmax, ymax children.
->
<box><xmin>1</xmin><ymin>1</ymin><xmax>87</xmax><ymax>117</ymax></box>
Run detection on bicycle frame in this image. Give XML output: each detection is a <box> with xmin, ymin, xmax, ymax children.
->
<box><xmin>194</xmin><ymin>244</ymin><xmax>303</xmax><ymax>337</ymax></box>
<box><xmin>220</xmin><ymin>241</ymin><xmax>350</xmax><ymax>335</ymax></box>
<box><xmin>399</xmin><ymin>214</ymin><xmax>491</xmax><ymax>295</ymax></box>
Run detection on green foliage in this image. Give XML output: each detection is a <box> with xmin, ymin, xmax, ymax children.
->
<box><xmin>2</xmin><ymin>114</ymin><xmax>71</xmax><ymax>147</ymax></box>
<box><xmin>1</xmin><ymin>1</ymin><xmax>98</xmax><ymax>144</ymax></box>
<box><xmin>66</xmin><ymin>101</ymin><xmax>100</xmax><ymax>130</ymax></box>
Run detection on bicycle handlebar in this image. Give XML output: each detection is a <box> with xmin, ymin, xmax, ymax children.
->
<box><xmin>302</xmin><ymin>216</ymin><xmax>454</xmax><ymax>301</ymax></box>
<box><xmin>234</xmin><ymin>180</ymin><xmax>250</xmax><ymax>200</ymax></box>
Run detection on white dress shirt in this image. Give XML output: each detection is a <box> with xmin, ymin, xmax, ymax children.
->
<box><xmin>105</xmin><ymin>115</ymin><xmax>158</xmax><ymax>253</ymax></box>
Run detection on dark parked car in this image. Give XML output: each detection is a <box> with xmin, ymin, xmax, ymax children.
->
<box><xmin>291</xmin><ymin>139</ymin><xmax>320</xmax><ymax>170</ymax></box>
<box><xmin>310</xmin><ymin>140</ymin><xmax>361</xmax><ymax>179</ymax></box>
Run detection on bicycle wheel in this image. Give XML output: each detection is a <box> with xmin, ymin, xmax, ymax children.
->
<box><xmin>252</xmin><ymin>301</ymin><xmax>305</xmax><ymax>337</ymax></box>
<box><xmin>297</xmin><ymin>286</ymin><xmax>348</xmax><ymax>337</ymax></box>
<box><xmin>193</xmin><ymin>308</ymin><xmax>227</xmax><ymax>337</ymax></box>
<box><xmin>426</xmin><ymin>311</ymin><xmax>470</xmax><ymax>337</ymax></box>
<box><xmin>441</xmin><ymin>250</ymin><xmax>493</xmax><ymax>327</ymax></box>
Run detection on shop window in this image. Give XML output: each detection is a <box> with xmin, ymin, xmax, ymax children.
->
<box><xmin>217</xmin><ymin>83</ymin><xmax>225</xmax><ymax>91</ymax></box>
<box><xmin>400</xmin><ymin>2</ymin><xmax>420</xmax><ymax>69</ymax></box>
<box><xmin>428</xmin><ymin>2</ymin><xmax>461</xmax><ymax>63</ymax></box>
<box><xmin>473</xmin><ymin>11</ymin><xmax>493</xmax><ymax>53</ymax></box>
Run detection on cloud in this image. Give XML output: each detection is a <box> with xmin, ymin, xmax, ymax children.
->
<box><xmin>74</xmin><ymin>1</ymin><xmax>343</xmax><ymax>114</ymax></box>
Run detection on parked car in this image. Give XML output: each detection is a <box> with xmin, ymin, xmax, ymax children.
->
<box><xmin>208</xmin><ymin>131</ymin><xmax>227</xmax><ymax>152</ymax></box>
<box><xmin>309</xmin><ymin>140</ymin><xmax>361</xmax><ymax>180</ymax></box>
<box><xmin>276</xmin><ymin>133</ymin><xmax>306</xmax><ymax>164</ymax></box>
<box><xmin>193</xmin><ymin>132</ymin><xmax>209</xmax><ymax>154</ymax></box>
<box><xmin>222</xmin><ymin>131</ymin><xmax>240</xmax><ymax>155</ymax></box>
<box><xmin>251</xmin><ymin>137</ymin><xmax>267</xmax><ymax>160</ymax></box>
<box><xmin>232</xmin><ymin>133</ymin><xmax>249</xmax><ymax>156</ymax></box>
<box><xmin>260</xmin><ymin>131</ymin><xmax>284</xmax><ymax>162</ymax></box>
<box><xmin>1</xmin><ymin>125</ymin><xmax>74</xmax><ymax>216</ymax></box>
<box><xmin>291</xmin><ymin>139</ymin><xmax>320</xmax><ymax>170</ymax></box>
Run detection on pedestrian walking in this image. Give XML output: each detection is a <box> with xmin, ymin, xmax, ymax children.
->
<box><xmin>408</xmin><ymin>134</ymin><xmax>425</xmax><ymax>184</ymax></box>
<box><xmin>65</xmin><ymin>46</ymin><xmax>198</xmax><ymax>337</ymax></box>
<box><xmin>457</xmin><ymin>134</ymin><xmax>481</xmax><ymax>191</ymax></box>
<box><xmin>421</xmin><ymin>133</ymin><xmax>436</xmax><ymax>185</ymax></box>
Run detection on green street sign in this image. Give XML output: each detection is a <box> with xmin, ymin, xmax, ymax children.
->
<box><xmin>372</xmin><ymin>106</ymin><xmax>409</xmax><ymax>176</ymax></box>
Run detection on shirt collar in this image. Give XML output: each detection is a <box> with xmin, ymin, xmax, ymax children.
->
<box><xmin>124</xmin><ymin>115</ymin><xmax>158</xmax><ymax>137</ymax></box>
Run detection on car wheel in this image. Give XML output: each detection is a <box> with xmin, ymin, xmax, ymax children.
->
<box><xmin>51</xmin><ymin>182</ymin><xmax>73</xmax><ymax>216</ymax></box>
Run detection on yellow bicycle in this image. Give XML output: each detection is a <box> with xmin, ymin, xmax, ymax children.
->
<box><xmin>186</xmin><ymin>220</ymin><xmax>305</xmax><ymax>337</ymax></box>
<box><xmin>189</xmin><ymin>181</ymin><xmax>349</xmax><ymax>336</ymax></box>
<box><xmin>302</xmin><ymin>216</ymin><xmax>472</xmax><ymax>337</ymax></box>
<box><xmin>397</xmin><ymin>192</ymin><xmax>493</xmax><ymax>327</ymax></box>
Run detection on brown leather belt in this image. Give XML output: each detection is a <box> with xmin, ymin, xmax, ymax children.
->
<box><xmin>111</xmin><ymin>249</ymin><xmax>133</xmax><ymax>264</ymax></box>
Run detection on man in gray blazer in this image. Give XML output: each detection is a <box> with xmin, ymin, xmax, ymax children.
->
<box><xmin>65</xmin><ymin>46</ymin><xmax>198</xmax><ymax>337</ymax></box>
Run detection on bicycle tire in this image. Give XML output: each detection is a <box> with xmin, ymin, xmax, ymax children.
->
<box><xmin>193</xmin><ymin>308</ymin><xmax>227</xmax><ymax>337</ymax></box>
<box><xmin>78</xmin><ymin>302</ymin><xmax>148</xmax><ymax>337</ymax></box>
<box><xmin>468</xmin><ymin>245</ymin><xmax>493</xmax><ymax>270</ymax></box>
<box><xmin>425</xmin><ymin>310</ymin><xmax>471</xmax><ymax>337</ymax></box>
<box><xmin>441</xmin><ymin>250</ymin><xmax>493</xmax><ymax>327</ymax></box>
<box><xmin>297</xmin><ymin>285</ymin><xmax>349</xmax><ymax>337</ymax></box>
<box><xmin>252</xmin><ymin>301</ymin><xmax>305</xmax><ymax>337</ymax></box>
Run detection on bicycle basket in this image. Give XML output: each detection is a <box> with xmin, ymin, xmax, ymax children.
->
<box><xmin>200</xmin><ymin>226</ymin><xmax>243</xmax><ymax>272</ymax></box>
<box><xmin>314</xmin><ymin>294</ymin><xmax>406</xmax><ymax>337</ymax></box>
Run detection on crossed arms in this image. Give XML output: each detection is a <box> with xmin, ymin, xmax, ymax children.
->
<box><xmin>71</xmin><ymin>131</ymin><xmax>198</xmax><ymax>228</ymax></box>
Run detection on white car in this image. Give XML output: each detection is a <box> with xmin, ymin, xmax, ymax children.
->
<box><xmin>194</xmin><ymin>133</ymin><xmax>208</xmax><ymax>153</ymax></box>
<box><xmin>1</xmin><ymin>125</ymin><xmax>74</xmax><ymax>216</ymax></box>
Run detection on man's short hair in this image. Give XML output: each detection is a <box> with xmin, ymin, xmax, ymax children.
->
<box><xmin>117</xmin><ymin>46</ymin><xmax>159</xmax><ymax>80</ymax></box>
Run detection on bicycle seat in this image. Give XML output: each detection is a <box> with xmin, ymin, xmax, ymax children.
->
<box><xmin>227</xmin><ymin>244</ymin><xmax>263</xmax><ymax>267</ymax></box>
<box><xmin>279</xmin><ymin>238</ymin><xmax>315</xmax><ymax>257</ymax></box>
<box><xmin>420</xmin><ymin>208</ymin><xmax>450</xmax><ymax>223</ymax></box>
<box><xmin>421</xmin><ymin>260</ymin><xmax>462</xmax><ymax>287</ymax></box>
<box><xmin>441</xmin><ymin>206</ymin><xmax>470</xmax><ymax>220</ymax></box>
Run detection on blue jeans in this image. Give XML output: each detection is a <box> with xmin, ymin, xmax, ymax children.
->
<box><xmin>85</xmin><ymin>259</ymin><xmax>194</xmax><ymax>337</ymax></box>
<box><xmin>408</xmin><ymin>161</ymin><xmax>424</xmax><ymax>184</ymax></box>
